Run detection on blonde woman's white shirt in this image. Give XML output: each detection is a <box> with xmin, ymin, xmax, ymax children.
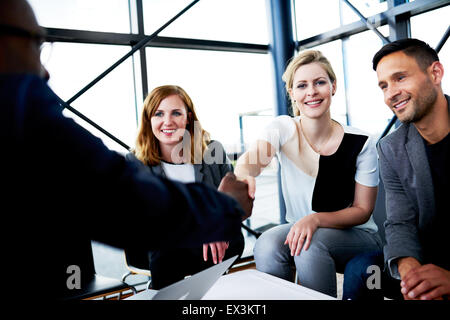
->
<box><xmin>258</xmin><ymin>115</ymin><xmax>379</xmax><ymax>232</ymax></box>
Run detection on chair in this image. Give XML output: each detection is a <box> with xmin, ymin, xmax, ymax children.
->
<box><xmin>228</xmin><ymin>222</ymin><xmax>277</xmax><ymax>273</ymax></box>
<box><xmin>121</xmin><ymin>224</ymin><xmax>262</xmax><ymax>281</ymax></box>
<box><xmin>67</xmin><ymin>274</ymin><xmax>137</xmax><ymax>300</ymax></box>
<box><xmin>122</xmin><ymin>248</ymin><xmax>152</xmax><ymax>290</ymax></box>
<box><xmin>63</xmin><ymin>241</ymin><xmax>136</xmax><ymax>300</ymax></box>
<box><xmin>372</xmin><ymin>178</ymin><xmax>387</xmax><ymax>245</ymax></box>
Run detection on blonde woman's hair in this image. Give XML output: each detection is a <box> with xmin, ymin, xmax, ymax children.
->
<box><xmin>133</xmin><ymin>85</ymin><xmax>210</xmax><ymax>166</ymax></box>
<box><xmin>282</xmin><ymin>50</ymin><xmax>337</xmax><ymax>116</ymax></box>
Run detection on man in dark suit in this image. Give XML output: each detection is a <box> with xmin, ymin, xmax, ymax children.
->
<box><xmin>0</xmin><ymin>0</ymin><xmax>253</xmax><ymax>300</ymax></box>
<box><xmin>343</xmin><ymin>38</ymin><xmax>449</xmax><ymax>300</ymax></box>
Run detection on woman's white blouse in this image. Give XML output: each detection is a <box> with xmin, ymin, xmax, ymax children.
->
<box><xmin>161</xmin><ymin>161</ymin><xmax>195</xmax><ymax>183</ymax></box>
<box><xmin>258</xmin><ymin>115</ymin><xmax>379</xmax><ymax>232</ymax></box>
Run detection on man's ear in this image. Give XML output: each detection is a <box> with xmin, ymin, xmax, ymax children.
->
<box><xmin>429</xmin><ymin>61</ymin><xmax>444</xmax><ymax>85</ymax></box>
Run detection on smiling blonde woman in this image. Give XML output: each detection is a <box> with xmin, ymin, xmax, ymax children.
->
<box><xmin>234</xmin><ymin>50</ymin><xmax>382</xmax><ymax>298</ymax></box>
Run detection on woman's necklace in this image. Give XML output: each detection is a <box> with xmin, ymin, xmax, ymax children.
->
<box><xmin>299</xmin><ymin>119</ymin><xmax>334</xmax><ymax>155</ymax></box>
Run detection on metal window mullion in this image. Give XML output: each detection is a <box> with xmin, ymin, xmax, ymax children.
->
<box><xmin>436</xmin><ymin>25</ymin><xmax>450</xmax><ymax>53</ymax></box>
<box><xmin>56</xmin><ymin>96</ymin><xmax>131</xmax><ymax>150</ymax></box>
<box><xmin>387</xmin><ymin>0</ymin><xmax>411</xmax><ymax>42</ymax></box>
<box><xmin>298</xmin><ymin>0</ymin><xmax>449</xmax><ymax>50</ymax></box>
<box><xmin>339</xmin><ymin>0</ymin><xmax>351</xmax><ymax>126</ymax></box>
<box><xmin>129</xmin><ymin>0</ymin><xmax>143</xmax><ymax>130</ymax></box>
<box><xmin>45</xmin><ymin>28</ymin><xmax>269</xmax><ymax>54</ymax></box>
<box><xmin>136</xmin><ymin>0</ymin><xmax>149</xmax><ymax>101</ymax></box>
<box><xmin>266</xmin><ymin>0</ymin><xmax>295</xmax><ymax>225</ymax></box>
<box><xmin>387</xmin><ymin>0</ymin><xmax>410</xmax><ymax>130</ymax></box>
<box><xmin>341</xmin><ymin>0</ymin><xmax>390</xmax><ymax>45</ymax></box>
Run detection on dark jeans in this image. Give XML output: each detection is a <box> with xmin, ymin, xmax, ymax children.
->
<box><xmin>343</xmin><ymin>250</ymin><xmax>403</xmax><ymax>300</ymax></box>
<box><xmin>149</xmin><ymin>232</ymin><xmax>245</xmax><ymax>289</ymax></box>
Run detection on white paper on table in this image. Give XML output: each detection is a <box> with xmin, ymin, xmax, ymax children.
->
<box><xmin>202</xmin><ymin>269</ymin><xmax>336</xmax><ymax>300</ymax></box>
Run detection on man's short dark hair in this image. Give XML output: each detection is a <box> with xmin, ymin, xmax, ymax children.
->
<box><xmin>372</xmin><ymin>38</ymin><xmax>439</xmax><ymax>71</ymax></box>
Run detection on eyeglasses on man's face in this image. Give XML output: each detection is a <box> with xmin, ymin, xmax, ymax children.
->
<box><xmin>0</xmin><ymin>23</ymin><xmax>47</xmax><ymax>49</ymax></box>
<box><xmin>0</xmin><ymin>24</ymin><xmax>51</xmax><ymax>64</ymax></box>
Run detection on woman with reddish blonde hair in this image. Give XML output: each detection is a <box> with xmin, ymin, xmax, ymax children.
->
<box><xmin>133</xmin><ymin>85</ymin><xmax>209</xmax><ymax>166</ymax></box>
<box><xmin>127</xmin><ymin>85</ymin><xmax>244</xmax><ymax>289</ymax></box>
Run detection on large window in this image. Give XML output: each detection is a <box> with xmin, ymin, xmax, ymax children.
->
<box><xmin>339</xmin><ymin>0</ymin><xmax>388</xmax><ymax>25</ymax></box>
<box><xmin>29</xmin><ymin>0</ymin><xmax>271</xmax><ymax>153</ymax></box>
<box><xmin>294</xmin><ymin>0</ymin><xmax>387</xmax><ymax>41</ymax></box>
<box><xmin>146</xmin><ymin>47</ymin><xmax>274</xmax><ymax>153</ymax></box>
<box><xmin>39</xmin><ymin>43</ymin><xmax>140</xmax><ymax>152</ymax></box>
<box><xmin>343</xmin><ymin>26</ymin><xmax>392</xmax><ymax>135</ymax></box>
<box><xmin>294</xmin><ymin>0</ymin><xmax>341</xmax><ymax>40</ymax></box>
<box><xmin>295</xmin><ymin>0</ymin><xmax>391</xmax><ymax>134</ymax></box>
<box><xmin>411</xmin><ymin>6</ymin><xmax>450</xmax><ymax>93</ymax></box>
<box><xmin>29</xmin><ymin>0</ymin><xmax>131</xmax><ymax>33</ymax></box>
<box><xmin>310</xmin><ymin>40</ymin><xmax>347</xmax><ymax>125</ymax></box>
<box><xmin>143</xmin><ymin>0</ymin><xmax>269</xmax><ymax>44</ymax></box>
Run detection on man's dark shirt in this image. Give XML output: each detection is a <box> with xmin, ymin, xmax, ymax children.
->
<box><xmin>424</xmin><ymin>131</ymin><xmax>450</xmax><ymax>270</ymax></box>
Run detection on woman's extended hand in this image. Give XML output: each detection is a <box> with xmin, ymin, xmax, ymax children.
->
<box><xmin>219</xmin><ymin>172</ymin><xmax>254</xmax><ymax>220</ymax></box>
<box><xmin>236</xmin><ymin>175</ymin><xmax>256</xmax><ymax>199</ymax></box>
<box><xmin>284</xmin><ymin>214</ymin><xmax>320</xmax><ymax>256</ymax></box>
<box><xmin>203</xmin><ymin>241</ymin><xmax>229</xmax><ymax>264</ymax></box>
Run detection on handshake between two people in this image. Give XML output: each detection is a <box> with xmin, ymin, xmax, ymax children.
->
<box><xmin>218</xmin><ymin>172</ymin><xmax>255</xmax><ymax>221</ymax></box>
<box><xmin>203</xmin><ymin>172</ymin><xmax>256</xmax><ymax>264</ymax></box>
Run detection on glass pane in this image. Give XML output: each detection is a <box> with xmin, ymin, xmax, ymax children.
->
<box><xmin>143</xmin><ymin>0</ymin><xmax>269</xmax><ymax>44</ymax></box>
<box><xmin>28</xmin><ymin>0</ymin><xmax>131</xmax><ymax>33</ymax></box>
<box><xmin>411</xmin><ymin>6</ymin><xmax>450</xmax><ymax>94</ymax></box>
<box><xmin>343</xmin><ymin>26</ymin><xmax>393</xmax><ymax>136</ymax></box>
<box><xmin>340</xmin><ymin>0</ymin><xmax>388</xmax><ymax>26</ymax></box>
<box><xmin>44</xmin><ymin>43</ymin><xmax>139</xmax><ymax>152</ymax></box>
<box><xmin>295</xmin><ymin>0</ymin><xmax>389</xmax><ymax>40</ymax></box>
<box><xmin>307</xmin><ymin>40</ymin><xmax>348</xmax><ymax>125</ymax></box>
<box><xmin>146</xmin><ymin>48</ymin><xmax>275</xmax><ymax>153</ymax></box>
<box><xmin>294</xmin><ymin>0</ymin><xmax>341</xmax><ymax>40</ymax></box>
<box><xmin>146</xmin><ymin>48</ymin><xmax>279</xmax><ymax>230</ymax></box>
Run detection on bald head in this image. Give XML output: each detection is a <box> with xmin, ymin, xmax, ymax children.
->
<box><xmin>0</xmin><ymin>0</ymin><xmax>48</xmax><ymax>78</ymax></box>
<box><xmin>0</xmin><ymin>0</ymin><xmax>40</xmax><ymax>29</ymax></box>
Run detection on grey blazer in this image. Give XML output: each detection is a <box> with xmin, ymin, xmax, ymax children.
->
<box><xmin>125</xmin><ymin>140</ymin><xmax>233</xmax><ymax>189</ymax></box>
<box><xmin>377</xmin><ymin>95</ymin><xmax>449</xmax><ymax>277</ymax></box>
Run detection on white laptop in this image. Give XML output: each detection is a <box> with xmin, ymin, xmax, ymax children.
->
<box><xmin>126</xmin><ymin>255</ymin><xmax>238</xmax><ymax>300</ymax></box>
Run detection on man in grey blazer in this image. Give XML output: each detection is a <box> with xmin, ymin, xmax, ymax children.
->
<box><xmin>343</xmin><ymin>38</ymin><xmax>449</xmax><ymax>300</ymax></box>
